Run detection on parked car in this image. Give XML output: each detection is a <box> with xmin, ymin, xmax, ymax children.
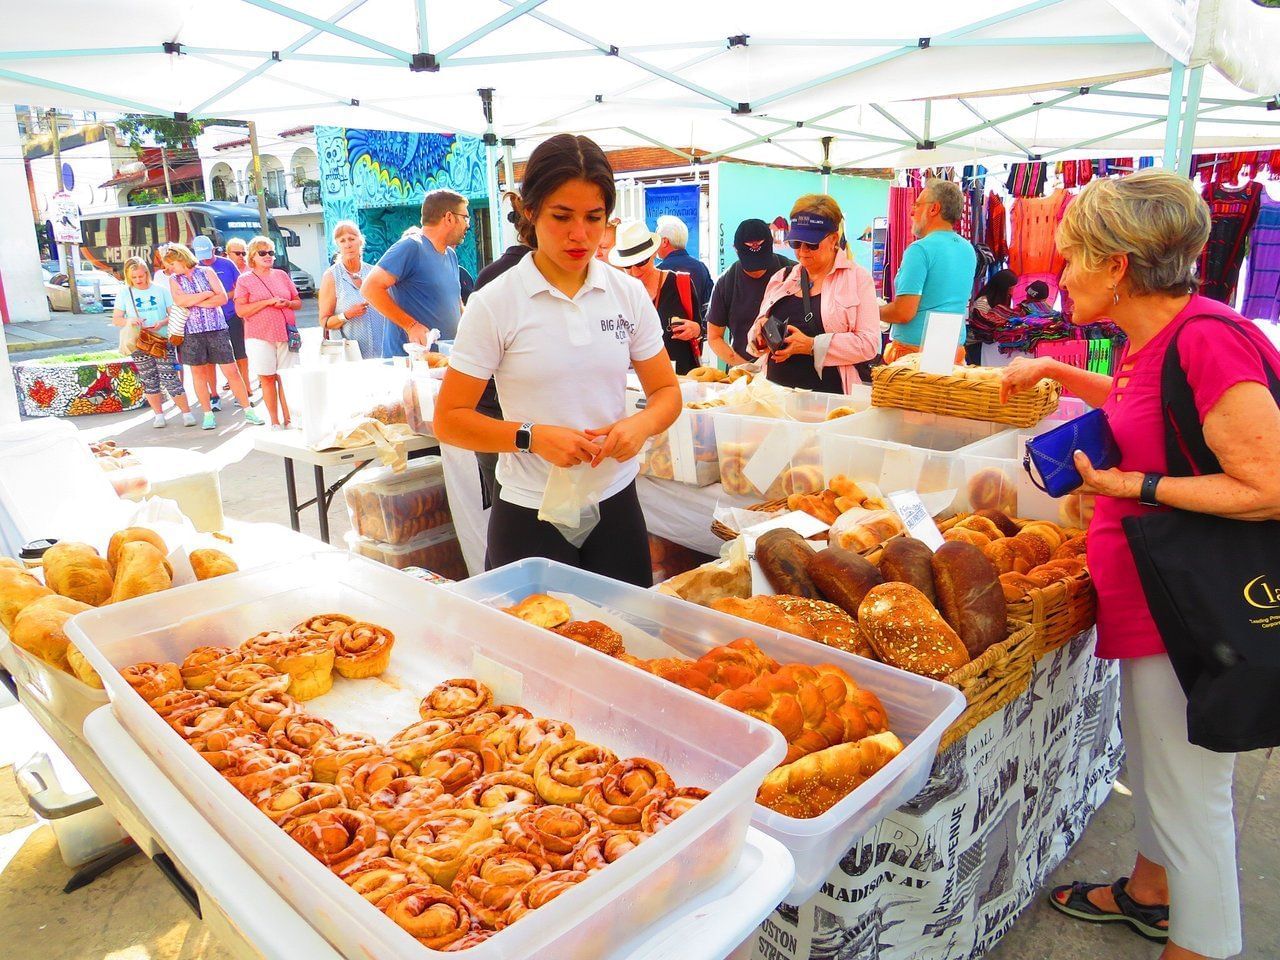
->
<box><xmin>289</xmin><ymin>266</ymin><xmax>315</xmax><ymax>297</ymax></box>
<box><xmin>45</xmin><ymin>268</ymin><xmax>122</xmax><ymax>312</ymax></box>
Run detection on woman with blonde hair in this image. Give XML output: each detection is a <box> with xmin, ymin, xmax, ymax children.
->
<box><xmin>748</xmin><ymin>194</ymin><xmax>881</xmax><ymax>391</ymax></box>
<box><xmin>112</xmin><ymin>256</ymin><xmax>196</xmax><ymax>427</ymax></box>
<box><xmin>318</xmin><ymin>220</ymin><xmax>387</xmax><ymax>359</ymax></box>
<box><xmin>1002</xmin><ymin>170</ymin><xmax>1280</xmax><ymax>960</ymax></box>
<box><xmin>234</xmin><ymin>235</ymin><xmax>300</xmax><ymax>429</ymax></box>
<box><xmin>163</xmin><ymin>242</ymin><xmax>262</xmax><ymax>428</ymax></box>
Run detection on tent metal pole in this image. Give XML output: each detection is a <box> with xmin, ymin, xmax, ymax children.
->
<box><xmin>486</xmin><ymin>140</ymin><xmax>502</xmax><ymax>260</ymax></box>
<box><xmin>503</xmin><ymin>142</ymin><xmax>515</xmax><ymax>193</ymax></box>
<box><xmin>1040</xmin><ymin>97</ymin><xmax>1235</xmax><ymax>160</ymax></box>
<box><xmin>0</xmin><ymin>67</ymin><xmax>168</xmax><ymax>114</ymax></box>
<box><xmin>0</xmin><ymin>47</ymin><xmax>163</xmax><ymax>60</ymax></box>
<box><xmin>618</xmin><ymin>127</ymin><xmax>695</xmax><ymax>162</ymax></box>
<box><xmin>699</xmin><ymin>106</ymin><xmax>848</xmax><ymax>162</ymax></box>
<box><xmin>932</xmin><ymin>34</ymin><xmax>1146</xmax><ymax>47</ymax></box>
<box><xmin>923</xmin><ymin>101</ymin><xmax>931</xmax><ymax>143</ymax></box>
<box><xmin>1062</xmin><ymin>88</ymin><xmax>1266</xmax><ymax>109</ymax></box>
<box><xmin>958</xmin><ymin>99</ymin><xmax>1034</xmax><ymax>158</ymax></box>
<box><xmin>935</xmin><ymin>88</ymin><xmax>1094</xmax><ymax>146</ymax></box>
<box><xmin>239</xmin><ymin>0</ymin><xmax>410</xmax><ymax>62</ymax></box>
<box><xmin>1163</xmin><ymin>60</ymin><xmax>1185</xmax><ymax>168</ymax></box>
<box><xmin>726</xmin><ymin>119</ymin><xmax>813</xmax><ymax>167</ymax></box>
<box><xmin>870</xmin><ymin>104</ymin><xmax>922</xmax><ymax>144</ymax></box>
<box><xmin>415</xmin><ymin>0</ymin><xmax>428</xmax><ymax>53</ymax></box>
<box><xmin>764</xmin><ymin>118</ymin><xmax>911</xmax><ymax>146</ymax></box>
<box><xmin>437</xmin><ymin>0</ymin><xmax>549</xmax><ymax>62</ymax></box>
<box><xmin>1176</xmin><ymin>65</ymin><xmax>1204</xmax><ymax>176</ymax></box>
<box><xmin>446</xmin><ymin>49</ymin><xmax>602</xmax><ymax>67</ymax></box>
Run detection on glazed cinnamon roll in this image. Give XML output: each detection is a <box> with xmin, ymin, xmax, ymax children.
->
<box><xmin>168</xmin><ymin>705</ymin><xmax>238</xmax><ymax>740</ymax></box>
<box><xmin>532</xmin><ymin>740</ymin><xmax>618</xmax><ymax>805</ymax></box>
<box><xmin>503</xmin><ymin>869</ymin><xmax>588</xmax><ymax>925</ymax></box>
<box><xmin>418</xmin><ymin>679</ymin><xmax>493</xmax><ymax>721</ymax></box>
<box><xmin>244</xmin><ymin>632</ymin><xmax>335</xmax><ymax>701</ymax></box>
<box><xmin>640</xmin><ymin>787</ymin><xmax>709</xmax><ymax>833</ymax></box>
<box><xmin>486</xmin><ymin>717</ymin><xmax>575</xmax><ymax>775</ymax></box>
<box><xmin>454</xmin><ymin>704</ymin><xmax>531</xmax><ymax>738</ymax></box>
<box><xmin>285</xmin><ymin>807</ymin><xmax>388</xmax><ymax>874</ymax></box>
<box><xmin>331</xmin><ymin>621</ymin><xmax>395</xmax><ymax>679</ymax></box>
<box><xmin>363</xmin><ymin>775</ymin><xmax>451</xmax><ymax>836</ymax></box>
<box><xmin>582</xmin><ymin>758</ymin><xmax>674</xmax><ymax>828</ymax></box>
<box><xmin>307</xmin><ymin>733</ymin><xmax>384</xmax><ymax>783</ymax></box>
<box><xmin>378</xmin><ymin>884</ymin><xmax>475</xmax><ymax>951</ymax></box>
<box><xmin>179</xmin><ymin>645</ymin><xmax>244</xmax><ymax>690</ymax></box>
<box><xmin>122</xmin><ymin>661</ymin><xmax>182</xmax><ymax>703</ymax></box>
<box><xmin>226</xmin><ymin>687</ymin><xmax>303</xmax><ymax>731</ymax></box>
<box><xmin>266</xmin><ymin>713</ymin><xmax>338</xmax><ymax>755</ymax></box>
<box><xmin>574</xmin><ymin>829</ymin><xmax>646</xmax><ymax>872</ymax></box>
<box><xmin>194</xmin><ymin>726</ymin><xmax>270</xmax><ymax>766</ymax></box>
<box><xmin>451</xmin><ymin>843</ymin><xmax>548</xmax><ymax>930</ymax></box>
<box><xmin>391</xmin><ymin>808</ymin><xmax>495</xmax><ymax>887</ymax></box>
<box><xmin>417</xmin><ymin>735</ymin><xmax>501</xmax><ymax>795</ymax></box>
<box><xmin>388</xmin><ymin>718</ymin><xmax>457</xmax><ymax>769</ymax></box>
<box><xmin>500</xmin><ymin>804</ymin><xmax>600</xmax><ymax>871</ymax></box>
<box><xmin>337</xmin><ymin>755</ymin><xmax>417</xmax><ymax>808</ymax></box>
<box><xmin>292</xmin><ymin>613</ymin><xmax>356</xmax><ymax>638</ymax></box>
<box><xmin>257</xmin><ymin>780</ymin><xmax>345</xmax><ymax>827</ymax></box>
<box><xmin>456</xmin><ymin>772</ymin><xmax>540</xmax><ymax>826</ymax></box>
<box><xmin>213</xmin><ymin>747</ymin><xmax>310</xmax><ymax>803</ymax></box>
<box><xmin>441</xmin><ymin>928</ymin><xmax>496</xmax><ymax>951</ymax></box>
<box><xmin>205</xmin><ymin>662</ymin><xmax>290</xmax><ymax>705</ymax></box>
<box><xmin>341</xmin><ymin>856</ymin><xmax>429</xmax><ymax>904</ymax></box>
<box><xmin>148</xmin><ymin>688</ymin><xmax>215</xmax><ymax>721</ymax></box>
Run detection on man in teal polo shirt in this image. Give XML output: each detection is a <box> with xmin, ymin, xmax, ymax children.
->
<box><xmin>880</xmin><ymin>179</ymin><xmax>977</xmax><ymax>363</ymax></box>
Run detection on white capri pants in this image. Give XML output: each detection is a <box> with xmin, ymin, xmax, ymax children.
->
<box><xmin>1121</xmin><ymin>653</ymin><xmax>1241</xmax><ymax>957</ymax></box>
<box><xmin>246</xmin><ymin>338</ymin><xmax>296</xmax><ymax>377</ymax></box>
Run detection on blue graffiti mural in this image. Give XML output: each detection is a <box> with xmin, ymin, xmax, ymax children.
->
<box><xmin>316</xmin><ymin>126</ymin><xmax>489</xmax><ymax>274</ymax></box>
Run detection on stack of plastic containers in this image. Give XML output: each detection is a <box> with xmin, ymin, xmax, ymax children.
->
<box><xmin>343</xmin><ymin>457</ymin><xmax>467</xmax><ymax>580</ymax></box>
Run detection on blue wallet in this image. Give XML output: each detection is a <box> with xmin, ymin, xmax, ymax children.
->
<box><xmin>1022</xmin><ymin>409</ymin><xmax>1120</xmax><ymax>497</ymax></box>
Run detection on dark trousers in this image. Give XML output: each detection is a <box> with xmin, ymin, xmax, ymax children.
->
<box><xmin>485</xmin><ymin>481</ymin><xmax>652</xmax><ymax>587</ymax></box>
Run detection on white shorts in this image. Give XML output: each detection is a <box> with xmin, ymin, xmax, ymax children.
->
<box><xmin>246</xmin><ymin>339</ymin><xmax>296</xmax><ymax>376</ymax></box>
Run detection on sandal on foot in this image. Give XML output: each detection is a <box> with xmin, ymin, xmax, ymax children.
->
<box><xmin>1049</xmin><ymin>878</ymin><xmax>1169</xmax><ymax>943</ymax></box>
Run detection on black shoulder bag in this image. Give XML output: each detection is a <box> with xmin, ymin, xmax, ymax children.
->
<box><xmin>1122</xmin><ymin>314</ymin><xmax>1280</xmax><ymax>752</ymax></box>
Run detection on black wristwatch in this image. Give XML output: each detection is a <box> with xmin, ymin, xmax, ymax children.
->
<box><xmin>515</xmin><ymin>422</ymin><xmax>534</xmax><ymax>452</ymax></box>
<box><xmin>1139</xmin><ymin>472</ymin><xmax>1163</xmax><ymax>507</ymax></box>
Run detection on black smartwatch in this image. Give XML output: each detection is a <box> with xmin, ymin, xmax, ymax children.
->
<box><xmin>515</xmin><ymin>422</ymin><xmax>534</xmax><ymax>452</ymax></box>
<box><xmin>1139</xmin><ymin>472</ymin><xmax>1163</xmax><ymax>507</ymax></box>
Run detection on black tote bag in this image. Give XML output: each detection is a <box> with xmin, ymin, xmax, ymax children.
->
<box><xmin>1122</xmin><ymin>314</ymin><xmax>1280</xmax><ymax>752</ymax></box>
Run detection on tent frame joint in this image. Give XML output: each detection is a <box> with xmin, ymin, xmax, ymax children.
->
<box><xmin>1268</xmin><ymin>98</ymin><xmax>1280</xmax><ymax>112</ymax></box>
<box><xmin>163</xmin><ymin>41</ymin><xmax>184</xmax><ymax>55</ymax></box>
<box><xmin>608</xmin><ymin>45</ymin><xmax>619</xmax><ymax>56</ymax></box>
<box><xmin>1079</xmin><ymin>85</ymin><xmax>1090</xmax><ymax>95</ymax></box>
<box><xmin>410</xmin><ymin>52</ymin><xmax>439</xmax><ymax>72</ymax></box>
<box><xmin>728</xmin><ymin>34</ymin><xmax>749</xmax><ymax>48</ymax></box>
<box><xmin>918</xmin><ymin>37</ymin><xmax>931</xmax><ymax>49</ymax></box>
<box><xmin>916</xmin><ymin>140</ymin><xmax>936</xmax><ymax>150</ymax></box>
<box><xmin>173</xmin><ymin>111</ymin><xmax>189</xmax><ymax>121</ymax></box>
<box><xmin>732</xmin><ymin>102</ymin><xmax>752</xmax><ymax>115</ymax></box>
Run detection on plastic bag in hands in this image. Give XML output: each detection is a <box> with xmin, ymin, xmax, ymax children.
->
<box><xmin>538</xmin><ymin>461</ymin><xmax>617</xmax><ymax>549</ymax></box>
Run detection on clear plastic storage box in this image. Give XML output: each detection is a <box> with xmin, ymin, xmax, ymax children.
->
<box><xmin>346</xmin><ymin>524</ymin><xmax>467</xmax><ymax>580</ymax></box>
<box><xmin>634</xmin><ymin>383</ymin><xmax>741</xmax><ymax>487</ymax></box>
<box><xmin>819</xmin><ymin>407</ymin><xmax>1014</xmax><ymax>510</ymax></box>
<box><xmin>454</xmin><ymin>557</ymin><xmax>966</xmax><ymax>904</ymax></box>
<box><xmin>280</xmin><ymin>360</ymin><xmax>413</xmax><ymax>449</ymax></box>
<box><xmin>344</xmin><ymin>457</ymin><xmax>449</xmax><ymax>544</ymax></box>
<box><xmin>67</xmin><ymin>552</ymin><xmax>785</xmax><ymax>960</ymax></box>
<box><xmin>713</xmin><ymin>387</ymin><xmax>871</xmax><ymax>500</ymax></box>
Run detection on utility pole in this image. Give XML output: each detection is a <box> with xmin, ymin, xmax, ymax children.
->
<box><xmin>248</xmin><ymin>121</ymin><xmax>270</xmax><ymax>233</ymax></box>
<box><xmin>160</xmin><ymin>145</ymin><xmax>173</xmax><ymax>202</ymax></box>
<box><xmin>47</xmin><ymin>109</ymin><xmax>80</xmax><ymax>315</ymax></box>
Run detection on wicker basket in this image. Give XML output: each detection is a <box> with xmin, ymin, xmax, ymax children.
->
<box><xmin>710</xmin><ymin>497</ymin><xmax>791</xmax><ymax>542</ymax></box>
<box><xmin>871</xmin><ymin>363</ymin><xmax>1061</xmax><ymax>428</ymax></box>
<box><xmin>939</xmin><ymin>618</ymin><xmax>1037</xmax><ymax>751</ymax></box>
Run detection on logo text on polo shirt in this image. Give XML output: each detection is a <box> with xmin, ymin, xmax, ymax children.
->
<box><xmin>600</xmin><ymin>314</ymin><xmax>633</xmax><ymax>341</ymax></box>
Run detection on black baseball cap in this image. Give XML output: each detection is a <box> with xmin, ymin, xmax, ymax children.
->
<box><xmin>733</xmin><ymin>218</ymin><xmax>775</xmax><ymax>271</ymax></box>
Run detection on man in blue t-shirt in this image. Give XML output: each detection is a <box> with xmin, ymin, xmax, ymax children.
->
<box><xmin>363</xmin><ymin>190</ymin><xmax>467</xmax><ymax>357</ymax></box>
<box><xmin>880</xmin><ymin>179</ymin><xmax>977</xmax><ymax>363</ymax></box>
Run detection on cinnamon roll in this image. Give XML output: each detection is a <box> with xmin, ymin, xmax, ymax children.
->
<box><xmin>341</xmin><ymin>856</ymin><xmax>429</xmax><ymax>905</ymax></box>
<box><xmin>179</xmin><ymin>645</ymin><xmax>243</xmax><ymax>690</ymax></box>
<box><xmin>226</xmin><ymin>687</ymin><xmax>303</xmax><ymax>731</ymax></box>
<box><xmin>441</xmin><ymin>928</ymin><xmax>496</xmax><ymax>951</ymax></box>
<box><xmin>456</xmin><ymin>772</ymin><xmax>540</xmax><ymax>826</ymax></box>
<box><xmin>258</xmin><ymin>780</ymin><xmax>345</xmax><ymax>827</ymax></box>
<box><xmin>194</xmin><ymin>726</ymin><xmax>270</xmax><ymax>766</ymax></box>
<box><xmin>213</xmin><ymin>747</ymin><xmax>311</xmax><ymax>803</ymax></box>
<box><xmin>574</xmin><ymin>829</ymin><xmax>646</xmax><ymax>872</ymax></box>
<box><xmin>417</xmin><ymin>735</ymin><xmax>501</xmax><ymax>795</ymax></box>
<box><xmin>451</xmin><ymin>843</ymin><xmax>548</xmax><ymax>930</ymax></box>
<box><xmin>244</xmin><ymin>632</ymin><xmax>335</xmax><ymax>701</ymax></box>
<box><xmin>331</xmin><ymin>621</ymin><xmax>395</xmax><ymax>679</ymax></box>
<box><xmin>122</xmin><ymin>661</ymin><xmax>182</xmax><ymax>703</ymax></box>
<box><xmin>582</xmin><ymin>758</ymin><xmax>674</xmax><ymax>828</ymax></box>
<box><xmin>148</xmin><ymin>688</ymin><xmax>214</xmax><ymax>721</ymax></box>
<box><xmin>532</xmin><ymin>740</ymin><xmax>618</xmax><ymax>805</ymax></box>
<box><xmin>418</xmin><ymin>679</ymin><xmax>493</xmax><ymax>722</ymax></box>
<box><xmin>377</xmin><ymin>884</ymin><xmax>475</xmax><ymax>951</ymax></box>
<box><xmin>640</xmin><ymin>787</ymin><xmax>709</xmax><ymax>833</ymax></box>
<box><xmin>168</xmin><ymin>706</ymin><xmax>238</xmax><ymax>740</ymax></box>
<box><xmin>486</xmin><ymin>717</ymin><xmax>575</xmax><ymax>775</ymax></box>
<box><xmin>309</xmin><ymin>733</ymin><xmax>385</xmax><ymax>784</ymax></box>
<box><xmin>286</xmin><ymin>807</ymin><xmax>389</xmax><ymax>875</ymax></box>
<box><xmin>267</xmin><ymin>713</ymin><xmax>338</xmax><ymax>755</ymax></box>
<box><xmin>364</xmin><ymin>776</ymin><xmax>452</xmax><ymax>836</ymax></box>
<box><xmin>388</xmin><ymin>718</ymin><xmax>457</xmax><ymax>768</ymax></box>
<box><xmin>337</xmin><ymin>755</ymin><xmax>417</xmax><ymax>808</ymax></box>
<box><xmin>500</xmin><ymin>804</ymin><xmax>601</xmax><ymax>871</ymax></box>
<box><xmin>454</xmin><ymin>704</ymin><xmax>531</xmax><ymax>738</ymax></box>
<box><xmin>503</xmin><ymin>869</ymin><xmax>588</xmax><ymax>925</ymax></box>
<box><xmin>205</xmin><ymin>662</ymin><xmax>290</xmax><ymax>705</ymax></box>
<box><xmin>391</xmin><ymin>808</ymin><xmax>495</xmax><ymax>887</ymax></box>
<box><xmin>292</xmin><ymin>613</ymin><xmax>356</xmax><ymax>638</ymax></box>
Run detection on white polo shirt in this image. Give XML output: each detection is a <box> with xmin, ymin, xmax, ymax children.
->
<box><xmin>449</xmin><ymin>254</ymin><xmax>665</xmax><ymax>510</ymax></box>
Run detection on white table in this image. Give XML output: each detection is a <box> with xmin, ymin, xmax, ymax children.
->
<box><xmin>251</xmin><ymin>429</ymin><xmax>438</xmax><ymax>543</ymax></box>
<box><xmin>637</xmin><ymin>477</ymin><xmax>752</xmax><ymax>558</ymax></box>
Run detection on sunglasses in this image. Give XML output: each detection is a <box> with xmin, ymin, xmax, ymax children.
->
<box><xmin>787</xmin><ymin>239</ymin><xmax>825</xmax><ymax>251</ymax></box>
<box><xmin>255</xmin><ymin>251</ymin><xmax>275</xmax><ymax>259</ymax></box>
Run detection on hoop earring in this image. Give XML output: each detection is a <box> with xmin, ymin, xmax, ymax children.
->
<box><xmin>1112</xmin><ymin>287</ymin><xmax>1120</xmax><ymax>306</ymax></box>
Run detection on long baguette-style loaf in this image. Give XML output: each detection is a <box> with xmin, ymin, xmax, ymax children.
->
<box><xmin>755</xmin><ymin>529</ymin><xmax>820</xmax><ymax>599</ymax></box>
<box><xmin>930</xmin><ymin>541</ymin><xmax>1007</xmax><ymax>658</ymax></box>
<box><xmin>805</xmin><ymin>546</ymin><xmax>883</xmax><ymax>618</ymax></box>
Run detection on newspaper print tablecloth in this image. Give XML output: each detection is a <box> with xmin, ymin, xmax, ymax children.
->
<box><xmin>752</xmin><ymin>628</ymin><xmax>1123</xmax><ymax>960</ymax></box>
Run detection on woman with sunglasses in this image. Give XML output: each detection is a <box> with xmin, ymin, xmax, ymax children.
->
<box><xmin>748</xmin><ymin>195</ymin><xmax>881</xmax><ymax>392</ymax></box>
<box><xmin>233</xmin><ymin>235</ymin><xmax>300</xmax><ymax>429</ymax></box>
<box><xmin>609</xmin><ymin>221</ymin><xmax>703</xmax><ymax>374</ymax></box>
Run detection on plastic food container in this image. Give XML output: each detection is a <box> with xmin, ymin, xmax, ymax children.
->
<box><xmin>15</xmin><ymin>752</ymin><xmax>128</xmax><ymax>868</ymax></box>
<box><xmin>954</xmin><ymin>420</ymin><xmax>1095</xmax><ymax>525</ymax></box>
<box><xmin>712</xmin><ymin>387</ymin><xmax>870</xmax><ymax>501</ymax></box>
<box><xmin>67</xmin><ymin>552</ymin><xmax>785</xmax><ymax>960</ymax></box>
<box><xmin>635</xmin><ymin>384</ymin><xmax>741</xmax><ymax>487</ymax></box>
<box><xmin>347</xmin><ymin>524</ymin><xmax>467</xmax><ymax>580</ymax></box>
<box><xmin>344</xmin><ymin>457</ymin><xmax>449</xmax><ymax>544</ymax></box>
<box><xmin>280</xmin><ymin>360</ymin><xmax>412</xmax><ymax>449</ymax></box>
<box><xmin>819</xmin><ymin>407</ymin><xmax>1014</xmax><ymax>510</ymax></box>
<box><xmin>402</xmin><ymin>372</ymin><xmax>440</xmax><ymax>435</ymax></box>
<box><xmin>1</xmin><ymin>628</ymin><xmax>108</xmax><ymax>734</ymax></box>
<box><xmin>454</xmin><ymin>557</ymin><xmax>966</xmax><ymax>904</ymax></box>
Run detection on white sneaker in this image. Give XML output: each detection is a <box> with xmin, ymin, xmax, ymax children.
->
<box><xmin>181</xmin><ymin>412</ymin><xmax>197</xmax><ymax>427</ymax></box>
<box><xmin>151</xmin><ymin>414</ymin><xmax>167</xmax><ymax>429</ymax></box>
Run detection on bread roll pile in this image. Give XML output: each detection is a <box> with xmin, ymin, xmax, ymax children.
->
<box><xmin>936</xmin><ymin>514</ymin><xmax>1087</xmax><ymax>603</ymax></box>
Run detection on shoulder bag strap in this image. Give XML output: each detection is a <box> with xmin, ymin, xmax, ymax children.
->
<box><xmin>674</xmin><ymin>271</ymin><xmax>694</xmax><ymax>322</ymax></box>
<box><xmin>800</xmin><ymin>267</ymin><xmax>812</xmax><ymax>320</ymax></box>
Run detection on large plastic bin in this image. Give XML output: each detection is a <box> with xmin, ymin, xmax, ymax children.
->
<box><xmin>1</xmin><ymin>632</ymin><xmax>108</xmax><ymax>734</ymax></box>
<box><xmin>346</xmin><ymin>524</ymin><xmax>467</xmax><ymax>580</ymax></box>
<box><xmin>280</xmin><ymin>360</ymin><xmax>412</xmax><ymax>449</ymax></box>
<box><xmin>634</xmin><ymin>383</ymin><xmax>742</xmax><ymax>487</ymax></box>
<box><xmin>954</xmin><ymin>418</ymin><xmax>1095</xmax><ymax>525</ymax></box>
<box><xmin>344</xmin><ymin>457</ymin><xmax>449</xmax><ymax>544</ymax></box>
<box><xmin>67</xmin><ymin>552</ymin><xmax>785</xmax><ymax>960</ymax></box>
<box><xmin>454</xmin><ymin>557</ymin><xmax>966</xmax><ymax>904</ymax></box>
<box><xmin>713</xmin><ymin>387</ymin><xmax>871</xmax><ymax>500</ymax></box>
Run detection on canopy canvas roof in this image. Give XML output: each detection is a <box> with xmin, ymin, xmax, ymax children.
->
<box><xmin>2</xmin><ymin>0</ymin><xmax>1280</xmax><ymax>170</ymax></box>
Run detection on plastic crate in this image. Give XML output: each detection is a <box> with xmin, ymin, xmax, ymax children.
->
<box><xmin>454</xmin><ymin>557</ymin><xmax>965</xmax><ymax>904</ymax></box>
<box><xmin>344</xmin><ymin>457</ymin><xmax>449</xmax><ymax>544</ymax></box>
<box><xmin>67</xmin><ymin>552</ymin><xmax>785</xmax><ymax>960</ymax></box>
<box><xmin>346</xmin><ymin>524</ymin><xmax>467</xmax><ymax>580</ymax></box>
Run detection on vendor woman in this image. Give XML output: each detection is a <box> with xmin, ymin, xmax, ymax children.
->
<box><xmin>749</xmin><ymin>194</ymin><xmax>881</xmax><ymax>392</ymax></box>
<box><xmin>434</xmin><ymin>133</ymin><xmax>682</xmax><ymax>587</ymax></box>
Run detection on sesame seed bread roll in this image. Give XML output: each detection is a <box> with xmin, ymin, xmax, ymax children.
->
<box><xmin>857</xmin><ymin>583</ymin><xmax>970</xmax><ymax>681</ymax></box>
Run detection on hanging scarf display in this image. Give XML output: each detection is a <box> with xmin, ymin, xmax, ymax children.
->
<box><xmin>1198</xmin><ymin>181</ymin><xmax>1262</xmax><ymax>303</ymax></box>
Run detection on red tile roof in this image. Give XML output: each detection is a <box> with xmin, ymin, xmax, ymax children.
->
<box><xmin>279</xmin><ymin>125</ymin><xmax>314</xmax><ymax>138</ymax></box>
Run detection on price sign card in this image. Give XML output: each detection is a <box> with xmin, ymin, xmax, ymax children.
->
<box><xmin>919</xmin><ymin>311</ymin><xmax>965</xmax><ymax>375</ymax></box>
<box><xmin>887</xmin><ymin>490</ymin><xmax>945</xmax><ymax>550</ymax></box>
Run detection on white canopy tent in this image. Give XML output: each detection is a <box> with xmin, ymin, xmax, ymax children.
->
<box><xmin>2</xmin><ymin>0</ymin><xmax>1279</xmax><ymax>173</ymax></box>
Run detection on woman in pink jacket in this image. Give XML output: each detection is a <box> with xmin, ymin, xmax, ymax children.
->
<box><xmin>749</xmin><ymin>195</ymin><xmax>882</xmax><ymax>392</ymax></box>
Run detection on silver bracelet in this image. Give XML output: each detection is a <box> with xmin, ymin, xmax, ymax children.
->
<box><xmin>334</xmin><ymin>312</ymin><xmax>346</xmax><ymax>324</ymax></box>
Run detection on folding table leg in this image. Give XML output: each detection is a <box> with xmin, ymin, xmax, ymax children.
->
<box><xmin>283</xmin><ymin>458</ymin><xmax>300</xmax><ymax>532</ymax></box>
<box><xmin>314</xmin><ymin>465</ymin><xmax>330</xmax><ymax>543</ymax></box>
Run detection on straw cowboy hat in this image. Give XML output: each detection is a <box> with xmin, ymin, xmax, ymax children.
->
<box><xmin>608</xmin><ymin>220</ymin><xmax>661</xmax><ymax>267</ymax></box>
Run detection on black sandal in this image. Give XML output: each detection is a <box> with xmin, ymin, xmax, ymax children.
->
<box><xmin>1048</xmin><ymin>877</ymin><xmax>1170</xmax><ymax>943</ymax></box>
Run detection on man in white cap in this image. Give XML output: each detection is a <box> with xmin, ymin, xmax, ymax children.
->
<box><xmin>193</xmin><ymin>235</ymin><xmax>253</xmax><ymax>408</ymax></box>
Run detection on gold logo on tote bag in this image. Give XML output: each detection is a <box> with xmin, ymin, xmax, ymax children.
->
<box><xmin>1244</xmin><ymin>575</ymin><xmax>1280</xmax><ymax>610</ymax></box>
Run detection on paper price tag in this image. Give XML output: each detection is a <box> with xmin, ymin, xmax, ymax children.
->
<box><xmin>742</xmin><ymin>423</ymin><xmax>807</xmax><ymax>497</ymax></box>
<box><xmin>887</xmin><ymin>490</ymin><xmax>945</xmax><ymax>550</ymax></box>
<box><xmin>919</xmin><ymin>311</ymin><xmax>964</xmax><ymax>374</ymax></box>
<box><xmin>740</xmin><ymin>510</ymin><xmax>829</xmax><ymax>540</ymax></box>
<box><xmin>471</xmin><ymin>652</ymin><xmax>524</xmax><ymax>705</ymax></box>
<box><xmin>667</xmin><ymin>415</ymin><xmax>698</xmax><ymax>484</ymax></box>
